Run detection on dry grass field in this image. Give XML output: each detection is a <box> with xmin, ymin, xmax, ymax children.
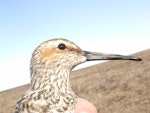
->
<box><xmin>0</xmin><ymin>49</ymin><xmax>150</xmax><ymax>113</ymax></box>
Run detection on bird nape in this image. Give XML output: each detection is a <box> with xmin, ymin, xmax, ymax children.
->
<box><xmin>14</xmin><ymin>38</ymin><xmax>142</xmax><ymax>113</ymax></box>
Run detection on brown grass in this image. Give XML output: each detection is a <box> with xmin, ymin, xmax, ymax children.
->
<box><xmin>0</xmin><ymin>49</ymin><xmax>150</xmax><ymax>113</ymax></box>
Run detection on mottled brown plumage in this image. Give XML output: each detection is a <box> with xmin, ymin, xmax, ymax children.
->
<box><xmin>14</xmin><ymin>38</ymin><xmax>141</xmax><ymax>113</ymax></box>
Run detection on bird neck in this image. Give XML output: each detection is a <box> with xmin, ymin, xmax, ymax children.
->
<box><xmin>30</xmin><ymin>63</ymin><xmax>74</xmax><ymax>95</ymax></box>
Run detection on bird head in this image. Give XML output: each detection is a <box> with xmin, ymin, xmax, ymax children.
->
<box><xmin>31</xmin><ymin>38</ymin><xmax>87</xmax><ymax>70</ymax></box>
<box><xmin>31</xmin><ymin>38</ymin><xmax>141</xmax><ymax>71</ymax></box>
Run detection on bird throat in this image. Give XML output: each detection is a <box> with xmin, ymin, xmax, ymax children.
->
<box><xmin>31</xmin><ymin>64</ymin><xmax>73</xmax><ymax>92</ymax></box>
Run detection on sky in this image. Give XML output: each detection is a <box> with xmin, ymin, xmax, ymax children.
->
<box><xmin>0</xmin><ymin>0</ymin><xmax>150</xmax><ymax>91</ymax></box>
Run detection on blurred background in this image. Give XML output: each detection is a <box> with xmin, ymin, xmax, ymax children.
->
<box><xmin>0</xmin><ymin>0</ymin><xmax>149</xmax><ymax>91</ymax></box>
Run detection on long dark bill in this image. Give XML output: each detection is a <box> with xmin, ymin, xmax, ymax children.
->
<box><xmin>83</xmin><ymin>51</ymin><xmax>142</xmax><ymax>61</ymax></box>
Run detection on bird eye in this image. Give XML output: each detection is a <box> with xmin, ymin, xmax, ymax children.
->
<box><xmin>58</xmin><ymin>43</ymin><xmax>66</xmax><ymax>50</ymax></box>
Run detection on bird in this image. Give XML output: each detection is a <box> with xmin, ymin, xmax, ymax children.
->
<box><xmin>14</xmin><ymin>38</ymin><xmax>142</xmax><ymax>113</ymax></box>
